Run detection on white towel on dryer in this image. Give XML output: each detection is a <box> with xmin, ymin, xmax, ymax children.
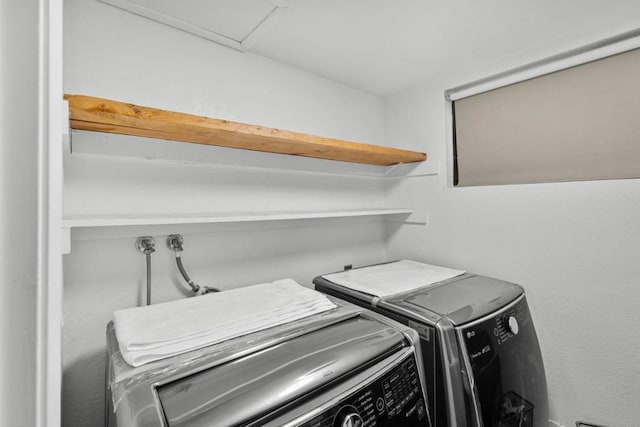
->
<box><xmin>322</xmin><ymin>260</ymin><xmax>465</xmax><ymax>298</ymax></box>
<box><xmin>113</xmin><ymin>278</ymin><xmax>336</xmax><ymax>367</ymax></box>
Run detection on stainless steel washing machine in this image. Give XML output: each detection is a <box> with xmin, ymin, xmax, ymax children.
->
<box><xmin>314</xmin><ymin>262</ymin><xmax>549</xmax><ymax>427</ymax></box>
<box><xmin>106</xmin><ymin>299</ymin><xmax>431</xmax><ymax>427</ymax></box>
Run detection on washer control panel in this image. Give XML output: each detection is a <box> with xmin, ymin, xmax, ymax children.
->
<box><xmin>300</xmin><ymin>356</ymin><xmax>428</xmax><ymax>427</ymax></box>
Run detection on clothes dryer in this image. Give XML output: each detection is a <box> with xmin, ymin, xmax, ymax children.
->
<box><xmin>314</xmin><ymin>261</ymin><xmax>548</xmax><ymax>427</ymax></box>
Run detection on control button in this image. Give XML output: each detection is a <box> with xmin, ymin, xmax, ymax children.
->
<box><xmin>334</xmin><ymin>405</ymin><xmax>363</xmax><ymax>427</ymax></box>
<box><xmin>341</xmin><ymin>413</ymin><xmax>363</xmax><ymax>427</ymax></box>
<box><xmin>376</xmin><ymin>397</ymin><xmax>385</xmax><ymax>412</ymax></box>
<box><xmin>505</xmin><ymin>315</ymin><xmax>519</xmax><ymax>335</ymax></box>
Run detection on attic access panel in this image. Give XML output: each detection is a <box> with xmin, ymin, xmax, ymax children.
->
<box><xmin>99</xmin><ymin>0</ymin><xmax>290</xmax><ymax>50</ymax></box>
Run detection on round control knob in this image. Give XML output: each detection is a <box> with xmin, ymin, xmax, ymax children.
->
<box><xmin>334</xmin><ymin>406</ymin><xmax>364</xmax><ymax>427</ymax></box>
<box><xmin>505</xmin><ymin>315</ymin><xmax>519</xmax><ymax>335</ymax></box>
<box><xmin>341</xmin><ymin>413</ymin><xmax>363</xmax><ymax>427</ymax></box>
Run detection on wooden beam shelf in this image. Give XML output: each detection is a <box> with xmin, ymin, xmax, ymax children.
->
<box><xmin>64</xmin><ymin>94</ymin><xmax>426</xmax><ymax>166</ymax></box>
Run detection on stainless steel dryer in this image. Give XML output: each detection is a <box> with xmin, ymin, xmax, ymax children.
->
<box><xmin>106</xmin><ymin>299</ymin><xmax>431</xmax><ymax>427</ymax></box>
<box><xmin>314</xmin><ymin>262</ymin><xmax>548</xmax><ymax>427</ymax></box>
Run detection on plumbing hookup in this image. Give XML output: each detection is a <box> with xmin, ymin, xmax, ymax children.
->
<box><xmin>136</xmin><ymin>234</ymin><xmax>219</xmax><ymax>305</ymax></box>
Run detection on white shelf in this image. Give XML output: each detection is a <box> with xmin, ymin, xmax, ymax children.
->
<box><xmin>62</xmin><ymin>208</ymin><xmax>413</xmax><ymax>228</ymax></box>
<box><xmin>60</xmin><ymin>209</ymin><xmax>414</xmax><ymax>253</ymax></box>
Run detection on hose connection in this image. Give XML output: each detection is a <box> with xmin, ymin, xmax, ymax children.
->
<box><xmin>166</xmin><ymin>234</ymin><xmax>219</xmax><ymax>294</ymax></box>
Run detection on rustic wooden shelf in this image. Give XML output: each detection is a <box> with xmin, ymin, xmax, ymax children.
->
<box><xmin>64</xmin><ymin>94</ymin><xmax>426</xmax><ymax>166</ymax></box>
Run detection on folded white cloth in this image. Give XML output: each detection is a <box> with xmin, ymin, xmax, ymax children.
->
<box><xmin>113</xmin><ymin>278</ymin><xmax>336</xmax><ymax>367</ymax></box>
<box><xmin>322</xmin><ymin>260</ymin><xmax>465</xmax><ymax>298</ymax></box>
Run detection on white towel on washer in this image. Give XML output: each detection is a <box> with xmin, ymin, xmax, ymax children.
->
<box><xmin>113</xmin><ymin>278</ymin><xmax>336</xmax><ymax>367</ymax></box>
<box><xmin>322</xmin><ymin>260</ymin><xmax>465</xmax><ymax>298</ymax></box>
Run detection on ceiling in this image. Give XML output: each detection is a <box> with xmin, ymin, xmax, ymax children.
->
<box><xmin>104</xmin><ymin>0</ymin><xmax>640</xmax><ymax>95</ymax></box>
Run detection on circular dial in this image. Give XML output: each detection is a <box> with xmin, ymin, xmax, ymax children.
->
<box><xmin>334</xmin><ymin>405</ymin><xmax>364</xmax><ymax>427</ymax></box>
<box><xmin>505</xmin><ymin>315</ymin><xmax>519</xmax><ymax>335</ymax></box>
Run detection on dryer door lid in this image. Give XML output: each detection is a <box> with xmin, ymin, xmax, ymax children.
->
<box><xmin>156</xmin><ymin>316</ymin><xmax>405</xmax><ymax>426</ymax></box>
<box><xmin>401</xmin><ymin>275</ymin><xmax>523</xmax><ymax>325</ymax></box>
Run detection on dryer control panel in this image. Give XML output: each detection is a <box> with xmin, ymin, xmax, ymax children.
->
<box><xmin>300</xmin><ymin>356</ymin><xmax>428</xmax><ymax>427</ymax></box>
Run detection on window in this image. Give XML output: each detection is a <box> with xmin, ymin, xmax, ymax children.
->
<box><xmin>451</xmin><ymin>47</ymin><xmax>640</xmax><ymax>186</ymax></box>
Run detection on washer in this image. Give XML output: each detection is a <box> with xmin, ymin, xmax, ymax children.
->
<box><xmin>314</xmin><ymin>262</ymin><xmax>548</xmax><ymax>427</ymax></box>
<box><xmin>106</xmin><ymin>299</ymin><xmax>431</xmax><ymax>427</ymax></box>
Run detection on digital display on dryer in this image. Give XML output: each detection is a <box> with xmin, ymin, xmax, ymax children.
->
<box><xmin>300</xmin><ymin>357</ymin><xmax>427</xmax><ymax>427</ymax></box>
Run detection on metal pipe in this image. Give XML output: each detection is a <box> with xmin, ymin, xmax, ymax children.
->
<box><xmin>146</xmin><ymin>252</ymin><xmax>152</xmax><ymax>305</ymax></box>
<box><xmin>135</xmin><ymin>236</ymin><xmax>156</xmax><ymax>305</ymax></box>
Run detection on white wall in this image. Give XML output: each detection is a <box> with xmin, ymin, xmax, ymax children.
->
<box><xmin>384</xmin><ymin>68</ymin><xmax>640</xmax><ymax>427</ymax></box>
<box><xmin>0</xmin><ymin>1</ymin><xmax>39</xmax><ymax>426</ymax></box>
<box><xmin>64</xmin><ymin>1</ymin><xmax>384</xmax><ymax>146</ymax></box>
<box><xmin>63</xmin><ymin>1</ymin><xmax>392</xmax><ymax>426</ymax></box>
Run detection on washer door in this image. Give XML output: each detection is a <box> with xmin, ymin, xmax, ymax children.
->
<box><xmin>156</xmin><ymin>316</ymin><xmax>406</xmax><ymax>427</ymax></box>
<box><xmin>459</xmin><ymin>296</ymin><xmax>548</xmax><ymax>427</ymax></box>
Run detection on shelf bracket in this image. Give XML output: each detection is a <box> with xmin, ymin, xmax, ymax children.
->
<box><xmin>405</xmin><ymin>213</ymin><xmax>429</xmax><ymax>225</ymax></box>
<box><xmin>61</xmin><ymin>227</ymin><xmax>71</xmax><ymax>254</ymax></box>
<box><xmin>387</xmin><ymin>213</ymin><xmax>428</xmax><ymax>225</ymax></box>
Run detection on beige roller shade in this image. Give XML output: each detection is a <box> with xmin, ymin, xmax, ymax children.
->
<box><xmin>453</xmin><ymin>47</ymin><xmax>640</xmax><ymax>186</ymax></box>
